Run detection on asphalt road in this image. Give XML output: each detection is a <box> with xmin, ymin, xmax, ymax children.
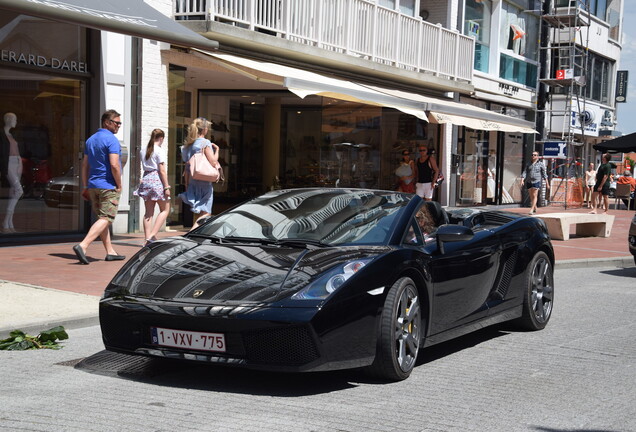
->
<box><xmin>1</xmin><ymin>265</ymin><xmax>635</xmax><ymax>432</ymax></box>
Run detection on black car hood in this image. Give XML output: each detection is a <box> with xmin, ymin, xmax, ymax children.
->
<box><xmin>120</xmin><ymin>237</ymin><xmax>389</xmax><ymax>303</ymax></box>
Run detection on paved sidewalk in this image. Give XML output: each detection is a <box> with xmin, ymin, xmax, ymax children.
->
<box><xmin>0</xmin><ymin>207</ymin><xmax>633</xmax><ymax>337</ymax></box>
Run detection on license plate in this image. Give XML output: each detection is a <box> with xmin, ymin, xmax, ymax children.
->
<box><xmin>150</xmin><ymin>327</ymin><xmax>226</xmax><ymax>353</ymax></box>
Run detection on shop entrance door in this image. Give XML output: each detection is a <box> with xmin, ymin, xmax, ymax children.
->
<box><xmin>457</xmin><ymin>128</ymin><xmax>489</xmax><ymax>206</ymax></box>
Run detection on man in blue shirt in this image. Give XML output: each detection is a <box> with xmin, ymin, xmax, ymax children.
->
<box><xmin>72</xmin><ymin>109</ymin><xmax>125</xmax><ymax>264</ymax></box>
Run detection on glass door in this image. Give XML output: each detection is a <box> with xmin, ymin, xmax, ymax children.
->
<box><xmin>457</xmin><ymin>128</ymin><xmax>489</xmax><ymax>206</ymax></box>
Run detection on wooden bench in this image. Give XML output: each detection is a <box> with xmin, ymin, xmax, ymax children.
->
<box><xmin>534</xmin><ymin>212</ymin><xmax>615</xmax><ymax>241</ymax></box>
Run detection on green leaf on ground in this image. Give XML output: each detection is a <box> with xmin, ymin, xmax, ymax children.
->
<box><xmin>0</xmin><ymin>326</ymin><xmax>68</xmax><ymax>350</ymax></box>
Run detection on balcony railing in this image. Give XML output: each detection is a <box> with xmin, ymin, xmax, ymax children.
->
<box><xmin>174</xmin><ymin>0</ymin><xmax>474</xmax><ymax>83</ymax></box>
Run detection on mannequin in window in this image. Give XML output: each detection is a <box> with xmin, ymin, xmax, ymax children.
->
<box><xmin>1</xmin><ymin>112</ymin><xmax>23</xmax><ymax>233</ymax></box>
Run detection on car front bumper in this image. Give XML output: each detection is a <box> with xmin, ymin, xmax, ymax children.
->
<box><xmin>99</xmin><ymin>296</ymin><xmax>378</xmax><ymax>373</ymax></box>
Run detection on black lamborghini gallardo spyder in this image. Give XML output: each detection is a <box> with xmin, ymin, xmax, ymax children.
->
<box><xmin>100</xmin><ymin>188</ymin><xmax>554</xmax><ymax>381</ymax></box>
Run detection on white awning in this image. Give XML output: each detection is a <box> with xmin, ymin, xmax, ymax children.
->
<box><xmin>366</xmin><ymin>86</ymin><xmax>538</xmax><ymax>134</ymax></box>
<box><xmin>203</xmin><ymin>52</ymin><xmax>430</xmax><ymax>121</ymax></box>
<box><xmin>0</xmin><ymin>0</ymin><xmax>219</xmax><ymax>51</ymax></box>
<box><xmin>198</xmin><ymin>52</ymin><xmax>537</xmax><ymax>134</ymax></box>
<box><xmin>427</xmin><ymin>111</ymin><xmax>537</xmax><ymax>134</ymax></box>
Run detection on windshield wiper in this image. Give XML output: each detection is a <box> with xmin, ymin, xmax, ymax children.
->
<box><xmin>261</xmin><ymin>238</ymin><xmax>328</xmax><ymax>249</ymax></box>
<box><xmin>188</xmin><ymin>235</ymin><xmax>328</xmax><ymax>249</ymax></box>
<box><xmin>186</xmin><ymin>233</ymin><xmax>228</xmax><ymax>244</ymax></box>
<box><xmin>221</xmin><ymin>237</ymin><xmax>328</xmax><ymax>249</ymax></box>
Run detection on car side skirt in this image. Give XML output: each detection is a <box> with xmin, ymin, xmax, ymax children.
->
<box><xmin>423</xmin><ymin>305</ymin><xmax>522</xmax><ymax>347</ymax></box>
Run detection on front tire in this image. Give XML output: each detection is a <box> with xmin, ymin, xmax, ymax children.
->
<box><xmin>518</xmin><ymin>251</ymin><xmax>554</xmax><ymax>330</ymax></box>
<box><xmin>369</xmin><ymin>277</ymin><xmax>422</xmax><ymax>381</ymax></box>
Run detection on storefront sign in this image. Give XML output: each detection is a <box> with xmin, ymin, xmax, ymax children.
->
<box><xmin>498</xmin><ymin>83</ymin><xmax>520</xmax><ymax>96</ymax></box>
<box><xmin>1</xmin><ymin>49</ymin><xmax>88</xmax><ymax>73</ymax></box>
<box><xmin>543</xmin><ymin>141</ymin><xmax>567</xmax><ymax>159</ymax></box>
<box><xmin>615</xmin><ymin>70</ymin><xmax>628</xmax><ymax>103</ymax></box>
<box><xmin>570</xmin><ymin>108</ymin><xmax>598</xmax><ymax>136</ymax></box>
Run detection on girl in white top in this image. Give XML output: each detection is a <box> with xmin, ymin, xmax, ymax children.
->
<box><xmin>584</xmin><ymin>163</ymin><xmax>596</xmax><ymax>207</ymax></box>
<box><xmin>133</xmin><ymin>129</ymin><xmax>170</xmax><ymax>246</ymax></box>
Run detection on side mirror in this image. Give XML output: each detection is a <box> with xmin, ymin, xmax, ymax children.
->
<box><xmin>436</xmin><ymin>224</ymin><xmax>474</xmax><ymax>254</ymax></box>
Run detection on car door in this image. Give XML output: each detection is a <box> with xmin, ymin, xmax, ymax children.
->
<box><xmin>425</xmin><ymin>227</ymin><xmax>502</xmax><ymax>335</ymax></box>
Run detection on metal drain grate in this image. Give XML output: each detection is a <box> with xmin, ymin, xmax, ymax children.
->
<box><xmin>55</xmin><ymin>358</ymin><xmax>84</xmax><ymax>367</ymax></box>
<box><xmin>74</xmin><ymin>350</ymin><xmax>170</xmax><ymax>378</ymax></box>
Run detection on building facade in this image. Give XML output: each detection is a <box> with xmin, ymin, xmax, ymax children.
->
<box><xmin>0</xmin><ymin>0</ymin><xmax>217</xmax><ymax>243</ymax></box>
<box><xmin>159</xmin><ymin>0</ymin><xmax>537</xmax><ymax>228</ymax></box>
<box><xmin>0</xmin><ymin>0</ymin><xmax>624</xmax><ymax>244</ymax></box>
<box><xmin>542</xmin><ymin>0</ymin><xmax>624</xmax><ymax>173</ymax></box>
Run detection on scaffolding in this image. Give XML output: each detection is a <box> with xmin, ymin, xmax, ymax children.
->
<box><xmin>537</xmin><ymin>0</ymin><xmax>591</xmax><ymax>209</ymax></box>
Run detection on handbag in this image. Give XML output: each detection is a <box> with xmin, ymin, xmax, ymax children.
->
<box><xmin>435</xmin><ymin>171</ymin><xmax>445</xmax><ymax>187</ymax></box>
<box><xmin>188</xmin><ymin>148</ymin><xmax>223</xmax><ymax>183</ymax></box>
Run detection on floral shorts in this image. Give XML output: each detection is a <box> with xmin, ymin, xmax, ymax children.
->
<box><xmin>89</xmin><ymin>189</ymin><xmax>120</xmax><ymax>223</ymax></box>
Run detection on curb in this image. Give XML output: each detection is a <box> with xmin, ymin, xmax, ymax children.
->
<box><xmin>554</xmin><ymin>256</ymin><xmax>634</xmax><ymax>270</ymax></box>
<box><xmin>0</xmin><ymin>280</ymin><xmax>100</xmax><ymax>338</ymax></box>
<box><xmin>0</xmin><ymin>315</ymin><xmax>100</xmax><ymax>339</ymax></box>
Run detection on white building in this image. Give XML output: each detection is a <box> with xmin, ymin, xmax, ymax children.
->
<box><xmin>0</xmin><ymin>0</ymin><xmax>623</xmax><ymax>243</ymax></box>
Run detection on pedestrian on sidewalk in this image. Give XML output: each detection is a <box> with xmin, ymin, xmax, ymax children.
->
<box><xmin>72</xmin><ymin>109</ymin><xmax>125</xmax><ymax>265</ymax></box>
<box><xmin>521</xmin><ymin>151</ymin><xmax>549</xmax><ymax>215</ymax></box>
<box><xmin>584</xmin><ymin>162</ymin><xmax>596</xmax><ymax>207</ymax></box>
<box><xmin>133</xmin><ymin>128</ymin><xmax>170</xmax><ymax>246</ymax></box>
<box><xmin>589</xmin><ymin>153</ymin><xmax>612</xmax><ymax>214</ymax></box>
<box><xmin>413</xmin><ymin>146</ymin><xmax>439</xmax><ymax>201</ymax></box>
<box><xmin>179</xmin><ymin>117</ymin><xmax>219</xmax><ymax>231</ymax></box>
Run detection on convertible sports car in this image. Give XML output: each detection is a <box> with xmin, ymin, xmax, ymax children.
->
<box><xmin>100</xmin><ymin>188</ymin><xmax>554</xmax><ymax>381</ymax></box>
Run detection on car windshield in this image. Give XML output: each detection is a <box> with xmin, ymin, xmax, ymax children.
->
<box><xmin>195</xmin><ymin>189</ymin><xmax>412</xmax><ymax>246</ymax></box>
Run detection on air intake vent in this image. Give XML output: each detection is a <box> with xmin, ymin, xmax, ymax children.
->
<box><xmin>181</xmin><ymin>255</ymin><xmax>232</xmax><ymax>273</ymax></box>
<box><xmin>484</xmin><ymin>213</ymin><xmax>515</xmax><ymax>225</ymax></box>
<box><xmin>495</xmin><ymin>249</ymin><xmax>518</xmax><ymax>299</ymax></box>
<box><xmin>243</xmin><ymin>326</ymin><xmax>319</xmax><ymax>365</ymax></box>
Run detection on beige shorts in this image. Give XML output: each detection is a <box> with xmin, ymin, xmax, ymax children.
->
<box><xmin>89</xmin><ymin>188</ymin><xmax>121</xmax><ymax>223</ymax></box>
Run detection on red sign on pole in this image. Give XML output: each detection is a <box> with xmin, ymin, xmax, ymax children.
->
<box><xmin>556</xmin><ymin>69</ymin><xmax>565</xmax><ymax>80</ymax></box>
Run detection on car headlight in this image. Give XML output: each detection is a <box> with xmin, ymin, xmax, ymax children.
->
<box><xmin>291</xmin><ymin>259</ymin><xmax>372</xmax><ymax>300</ymax></box>
<box><xmin>103</xmin><ymin>248</ymin><xmax>151</xmax><ymax>297</ymax></box>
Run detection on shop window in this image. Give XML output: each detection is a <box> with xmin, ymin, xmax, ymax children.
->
<box><xmin>194</xmin><ymin>90</ymin><xmax>441</xmax><ymax>203</ymax></box>
<box><xmin>457</xmin><ymin>128</ymin><xmax>489</xmax><ymax>206</ymax></box>
<box><xmin>500</xmin><ymin>54</ymin><xmax>537</xmax><ymax>87</ymax></box>
<box><xmin>281</xmin><ymin>99</ymin><xmax>439</xmax><ymax>191</ymax></box>
<box><xmin>464</xmin><ymin>0</ymin><xmax>492</xmax><ymax>73</ymax></box>
<box><xmin>176</xmin><ymin>90</ymin><xmax>191</xmax><ymax>117</ymax></box>
<box><xmin>498</xmin><ymin>1</ymin><xmax>539</xmax><ymax>87</ymax></box>
<box><xmin>0</xmin><ymin>13</ymin><xmax>87</xmax><ymax>238</ymax></box>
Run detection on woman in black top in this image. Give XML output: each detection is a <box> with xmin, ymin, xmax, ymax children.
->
<box><xmin>413</xmin><ymin>146</ymin><xmax>439</xmax><ymax>201</ymax></box>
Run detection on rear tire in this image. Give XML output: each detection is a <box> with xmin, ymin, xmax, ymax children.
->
<box><xmin>368</xmin><ymin>277</ymin><xmax>422</xmax><ymax>381</ymax></box>
<box><xmin>518</xmin><ymin>251</ymin><xmax>554</xmax><ymax>330</ymax></box>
